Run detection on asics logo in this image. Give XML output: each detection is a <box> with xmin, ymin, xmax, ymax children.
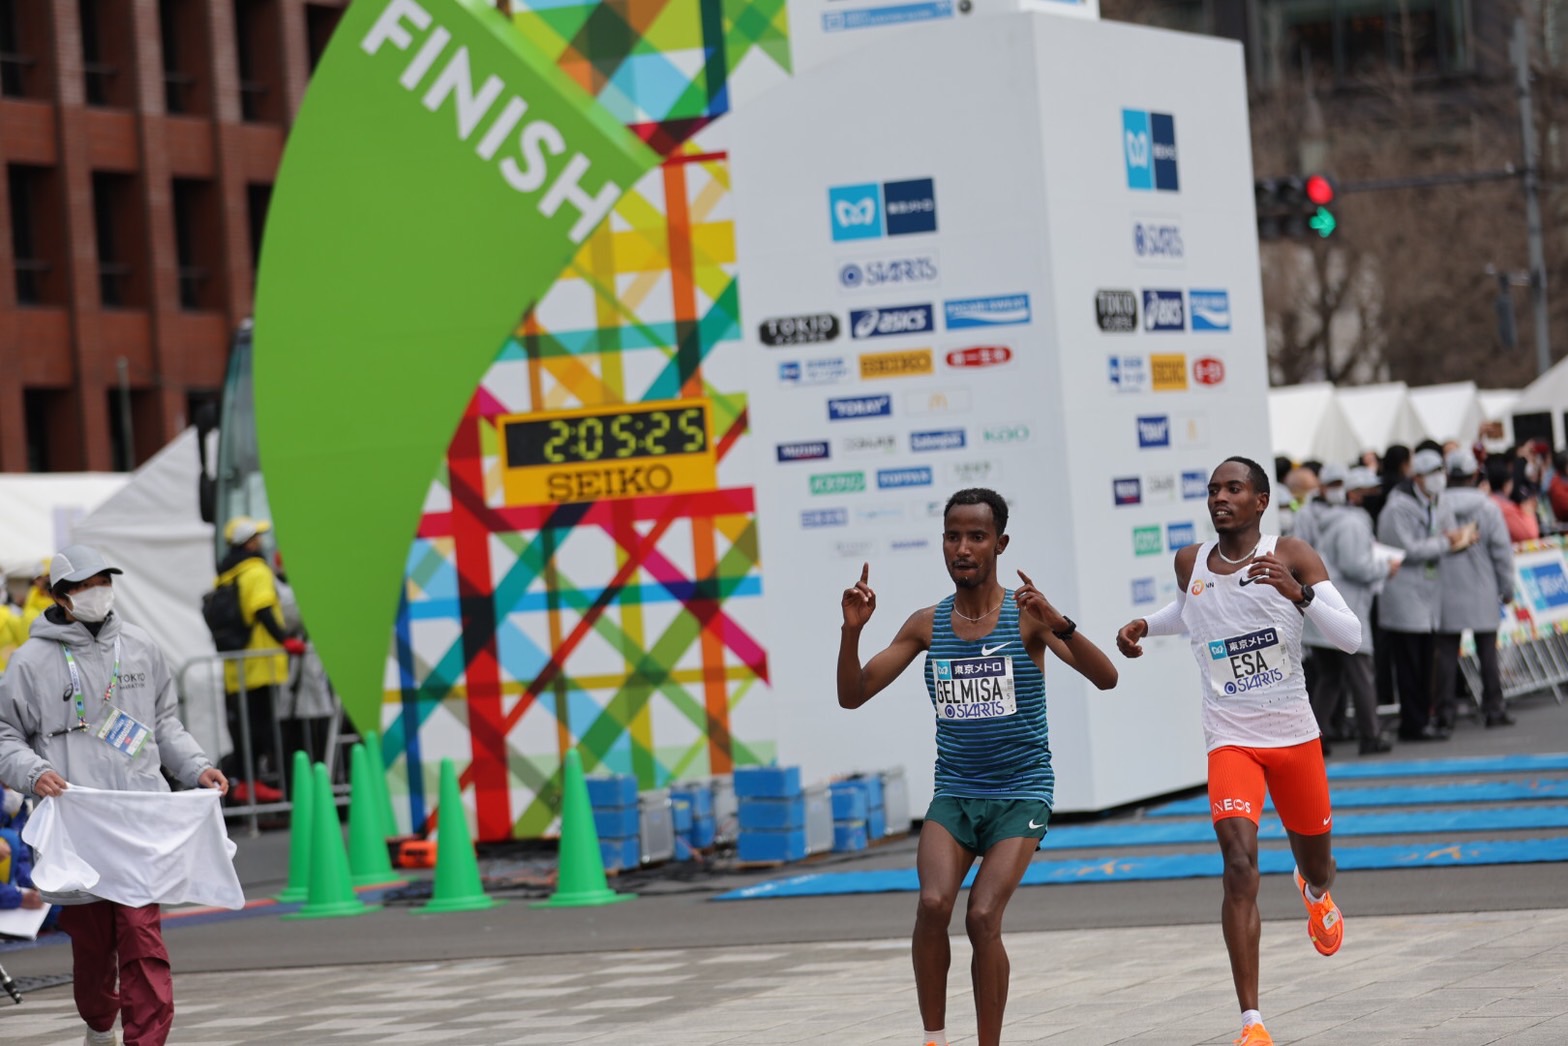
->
<box><xmin>835</xmin><ymin>198</ymin><xmax>877</xmax><ymax>227</ymax></box>
<box><xmin>981</xmin><ymin>642</ymin><xmax>1010</xmax><ymax>656</ymax></box>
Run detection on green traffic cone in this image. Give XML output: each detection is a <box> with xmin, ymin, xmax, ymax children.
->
<box><xmin>275</xmin><ymin>750</ymin><xmax>313</xmax><ymax>903</ymax></box>
<box><xmin>347</xmin><ymin>743</ymin><xmax>402</xmax><ymax>886</ymax></box>
<box><xmin>364</xmin><ymin>729</ymin><xmax>399</xmax><ymax>839</ymax></box>
<box><xmin>533</xmin><ymin>748</ymin><xmax>635</xmax><ymax>909</ymax></box>
<box><xmin>416</xmin><ymin>757</ymin><xmax>502</xmax><ymax>913</ymax></box>
<box><xmin>282</xmin><ymin>762</ymin><xmax>378</xmax><ymax>920</ymax></box>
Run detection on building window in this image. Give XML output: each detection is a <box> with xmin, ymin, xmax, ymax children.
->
<box><xmin>159</xmin><ymin>0</ymin><xmax>210</xmax><ymax>116</ymax></box>
<box><xmin>245</xmin><ymin>181</ymin><xmax>271</xmax><ymax>271</ymax></box>
<box><xmin>0</xmin><ymin>0</ymin><xmax>52</xmax><ymax>100</ymax></box>
<box><xmin>172</xmin><ymin>177</ymin><xmax>224</xmax><ymax>311</ymax></box>
<box><xmin>91</xmin><ymin>171</ymin><xmax>146</xmax><ymax>309</ymax></box>
<box><xmin>1279</xmin><ymin>0</ymin><xmax>1471</xmax><ymax>86</ymax></box>
<box><xmin>23</xmin><ymin>388</ymin><xmax>69</xmax><ymax>472</ymax></box>
<box><xmin>80</xmin><ymin>0</ymin><xmax>136</xmax><ymax>108</ymax></box>
<box><xmin>234</xmin><ymin>0</ymin><xmax>284</xmax><ymax>123</ymax></box>
<box><xmin>8</xmin><ymin>164</ymin><xmax>68</xmax><ymax>306</ymax></box>
<box><xmin>304</xmin><ymin>3</ymin><xmax>343</xmax><ymax>73</ymax></box>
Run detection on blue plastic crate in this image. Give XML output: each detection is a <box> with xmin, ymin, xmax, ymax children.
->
<box><xmin>689</xmin><ymin>815</ymin><xmax>716</xmax><ymax>849</ymax></box>
<box><xmin>669</xmin><ymin>782</ymin><xmax>713</xmax><ymax>818</ymax></box>
<box><xmin>737</xmin><ymin>829</ymin><xmax>808</xmax><ymax>863</ymax></box>
<box><xmin>830</xmin><ymin>782</ymin><xmax>869</xmax><ymax>821</ymax></box>
<box><xmin>867</xmin><ymin>806</ymin><xmax>886</xmax><ymax>840</ymax></box>
<box><xmin>833</xmin><ymin>822</ymin><xmax>869</xmax><ymax>852</ymax></box>
<box><xmin>674</xmin><ymin>836</ymin><xmax>694</xmax><ymax>861</ymax></box>
<box><xmin>733</xmin><ymin>766</ymin><xmax>802</xmax><ymax>799</ymax></box>
<box><xmin>671</xmin><ymin>797</ymin><xmax>694</xmax><ymax>833</ymax></box>
<box><xmin>586</xmin><ymin>774</ymin><xmax>639</xmax><ymax>808</ymax></box>
<box><xmin>852</xmin><ymin>773</ymin><xmax>884</xmax><ymax>810</ymax></box>
<box><xmin>592</xmin><ymin>806</ymin><xmax>641</xmax><ymax>839</ymax></box>
<box><xmin>737</xmin><ymin>796</ymin><xmax>806</xmax><ymax>831</ymax></box>
<box><xmin>599</xmin><ymin>835</ymin><xmax>640</xmax><ymax>872</ymax></box>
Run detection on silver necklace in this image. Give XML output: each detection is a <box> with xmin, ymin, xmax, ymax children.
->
<box><xmin>952</xmin><ymin>597</ymin><xmax>1003</xmax><ymax>622</ymax></box>
<box><xmin>1214</xmin><ymin>541</ymin><xmax>1260</xmax><ymax>565</ymax></box>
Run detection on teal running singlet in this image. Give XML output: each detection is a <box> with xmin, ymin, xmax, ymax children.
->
<box><xmin>924</xmin><ymin>592</ymin><xmax>1052</xmax><ymax>804</ymax></box>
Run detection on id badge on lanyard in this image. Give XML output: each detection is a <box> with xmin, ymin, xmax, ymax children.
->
<box><xmin>60</xmin><ymin>638</ymin><xmax>151</xmax><ymax>759</ymax></box>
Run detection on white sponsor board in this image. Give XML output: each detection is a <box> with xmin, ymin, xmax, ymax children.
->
<box><xmin>730</xmin><ymin>13</ymin><xmax>1266</xmax><ymax>812</ymax></box>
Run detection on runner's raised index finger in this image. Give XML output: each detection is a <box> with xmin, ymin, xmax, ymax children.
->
<box><xmin>860</xmin><ymin>562</ymin><xmax>869</xmax><ymax>584</ymax></box>
<box><xmin>1017</xmin><ymin>569</ymin><xmax>1034</xmax><ymax>589</ymax></box>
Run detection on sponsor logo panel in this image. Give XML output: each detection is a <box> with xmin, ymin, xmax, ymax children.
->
<box><xmin>1133</xmin><ymin>220</ymin><xmax>1183</xmax><ymax>261</ymax></box>
<box><xmin>1189</xmin><ymin>289</ymin><xmax>1231</xmax><ymax>331</ymax></box>
<box><xmin>944</xmin><ymin>293</ymin><xmax>1031</xmax><ymax>329</ymax></box>
<box><xmin>1145</xmin><ymin>474</ymin><xmax>1176</xmax><ymax>502</ymax></box>
<box><xmin>760</xmin><ymin>313</ymin><xmax>839</xmax><ymax>346</ymax></box>
<box><xmin>1123</xmin><ymin>109</ymin><xmax>1178</xmax><ymax>192</ymax></box>
<box><xmin>1151</xmin><ymin>353</ymin><xmax>1187</xmax><ymax>391</ymax></box>
<box><xmin>802</xmin><ymin>508</ymin><xmax>848</xmax><ymax>528</ymax></box>
<box><xmin>779</xmin><ymin>357</ymin><xmax>851</xmax><ymax>386</ymax></box>
<box><xmin>1133</xmin><ymin>526</ymin><xmax>1162</xmax><ymax>556</ymax></box>
<box><xmin>1096</xmin><ymin>290</ymin><xmax>1138</xmax><ymax>332</ymax></box>
<box><xmin>776</xmin><ymin>441</ymin><xmax>829</xmax><ymax>463</ymax></box>
<box><xmin>945</xmin><ymin>345</ymin><xmax>1011</xmax><ymax>368</ymax></box>
<box><xmin>982</xmin><ymin>423</ymin><xmax>1031</xmax><ymax>444</ymax></box>
<box><xmin>822</xmin><ymin>1</ymin><xmax>956</xmax><ymax>33</ymax></box>
<box><xmin>839</xmin><ymin>253</ymin><xmax>940</xmax><ymax>292</ymax></box>
<box><xmin>877</xmin><ymin>466</ymin><xmax>934</xmax><ymax>489</ymax></box>
<box><xmin>882</xmin><ymin>178</ymin><xmax>938</xmax><ymax>236</ymax></box>
<box><xmin>850</xmin><ymin>304</ymin><xmax>934</xmax><ymax>339</ymax></box>
<box><xmin>1167</xmin><ymin>521</ymin><xmax>1197</xmax><ymax>549</ymax></box>
<box><xmin>841</xmin><ymin>434</ymin><xmax>897</xmax><ymax>456</ymax></box>
<box><xmin>1143</xmin><ymin>289</ymin><xmax>1185</xmax><ymax>331</ymax></box>
<box><xmin>906</xmin><ymin>388</ymin><xmax>972</xmax><ymax>415</ymax></box>
<box><xmin>859</xmin><ymin>348</ymin><xmax>933</xmax><ymax>379</ymax></box>
<box><xmin>945</xmin><ymin>460</ymin><xmax>1001</xmax><ymax>485</ymax></box>
<box><xmin>828</xmin><ymin>183</ymin><xmax>882</xmax><ymax>241</ymax></box>
<box><xmin>1109</xmin><ymin>354</ymin><xmax>1148</xmax><ymax>392</ymax></box>
<box><xmin>809</xmin><ymin>471</ymin><xmax>866</xmax><ymax>495</ymax></box>
<box><xmin>1192</xmin><ymin>356</ymin><xmax>1226</xmax><ymax>387</ymax></box>
<box><xmin>1131</xmin><ymin>577</ymin><xmax>1157</xmax><ymax>604</ymax></box>
<box><xmin>1113</xmin><ymin>477</ymin><xmax>1142</xmax><ymax>506</ymax></box>
<box><xmin>911</xmin><ymin>428</ymin><xmax>966</xmax><ymax>452</ymax></box>
<box><xmin>828</xmin><ymin>394</ymin><xmax>893</xmax><ymax>421</ymax></box>
<box><xmin>1137</xmin><ymin>414</ymin><xmax>1171</xmax><ymax>449</ymax></box>
<box><xmin>1182</xmin><ymin>470</ymin><xmax>1208</xmax><ymax>499</ymax></box>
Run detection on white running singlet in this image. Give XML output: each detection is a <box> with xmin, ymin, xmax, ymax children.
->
<box><xmin>1181</xmin><ymin>535</ymin><xmax>1319</xmax><ymax>752</ymax></box>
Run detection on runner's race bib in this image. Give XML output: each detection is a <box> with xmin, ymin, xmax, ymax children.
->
<box><xmin>1207</xmin><ymin>628</ymin><xmax>1290</xmax><ymax>697</ymax></box>
<box><xmin>931</xmin><ymin>656</ymin><xmax>1016</xmax><ymax>720</ymax></box>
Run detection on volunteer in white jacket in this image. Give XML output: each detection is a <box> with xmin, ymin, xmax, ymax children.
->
<box><xmin>0</xmin><ymin>545</ymin><xmax>227</xmax><ymax>1046</ymax></box>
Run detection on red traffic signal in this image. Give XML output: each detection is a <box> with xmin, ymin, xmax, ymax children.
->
<box><xmin>1304</xmin><ymin>174</ymin><xmax>1335</xmax><ymax>206</ymax></box>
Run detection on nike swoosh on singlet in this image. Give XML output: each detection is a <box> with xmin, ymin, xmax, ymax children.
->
<box><xmin>981</xmin><ymin>642</ymin><xmax>1010</xmax><ymax>656</ymax></box>
<box><xmin>1237</xmin><ymin>574</ymin><xmax>1261</xmax><ymax>586</ymax></box>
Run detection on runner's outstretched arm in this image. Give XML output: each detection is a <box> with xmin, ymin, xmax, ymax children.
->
<box><xmin>838</xmin><ymin>563</ymin><xmax>928</xmax><ymax>709</ymax></box>
<box><xmin>1015</xmin><ymin>570</ymin><xmax>1118</xmax><ymax>689</ymax></box>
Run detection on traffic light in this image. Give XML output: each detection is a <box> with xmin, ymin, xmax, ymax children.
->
<box><xmin>1255</xmin><ymin>175</ymin><xmax>1338</xmax><ymax>240</ymax></box>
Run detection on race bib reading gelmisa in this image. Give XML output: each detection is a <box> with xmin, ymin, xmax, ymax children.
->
<box><xmin>931</xmin><ymin>656</ymin><xmax>1017</xmax><ymax>720</ymax></box>
<box><xmin>1207</xmin><ymin>628</ymin><xmax>1290</xmax><ymax>697</ymax></box>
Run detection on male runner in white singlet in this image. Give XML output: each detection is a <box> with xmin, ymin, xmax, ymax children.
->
<box><xmin>838</xmin><ymin>488</ymin><xmax>1119</xmax><ymax>1046</ymax></box>
<box><xmin>1116</xmin><ymin>457</ymin><xmax>1364</xmax><ymax>1046</ymax></box>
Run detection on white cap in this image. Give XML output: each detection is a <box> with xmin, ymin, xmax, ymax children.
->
<box><xmin>1412</xmin><ymin>448</ymin><xmax>1444</xmax><ymax>476</ymax></box>
<box><xmin>224</xmin><ymin>516</ymin><xmax>272</xmax><ymax>547</ymax></box>
<box><xmin>1446</xmin><ymin>449</ymin><xmax>1479</xmax><ymax>476</ymax></box>
<box><xmin>1346</xmin><ymin>466</ymin><xmax>1381</xmax><ymax>491</ymax></box>
<box><xmin>1319</xmin><ymin>462</ymin><xmax>1348</xmax><ymax>487</ymax></box>
<box><xmin>49</xmin><ymin>545</ymin><xmax>124</xmax><ymax>589</ymax></box>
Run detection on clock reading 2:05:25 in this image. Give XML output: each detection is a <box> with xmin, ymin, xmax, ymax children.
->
<box><xmin>498</xmin><ymin>398</ymin><xmax>719</xmax><ymax>505</ymax></box>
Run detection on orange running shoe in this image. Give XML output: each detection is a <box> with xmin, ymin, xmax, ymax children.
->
<box><xmin>1295</xmin><ymin>867</ymin><xmax>1344</xmax><ymax>956</ymax></box>
<box><xmin>1233</xmin><ymin>1021</ymin><xmax>1273</xmax><ymax>1045</ymax></box>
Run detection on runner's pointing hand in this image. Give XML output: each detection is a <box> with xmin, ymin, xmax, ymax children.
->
<box><xmin>842</xmin><ymin>562</ymin><xmax>876</xmax><ymax>629</ymax></box>
<box><xmin>1014</xmin><ymin>570</ymin><xmax>1068</xmax><ymax>631</ymax></box>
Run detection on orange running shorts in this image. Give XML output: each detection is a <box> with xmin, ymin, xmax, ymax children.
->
<box><xmin>1207</xmin><ymin>740</ymin><xmax>1333</xmax><ymax>836</ymax></box>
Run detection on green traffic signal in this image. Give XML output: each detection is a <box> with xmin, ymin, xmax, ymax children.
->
<box><xmin>1308</xmin><ymin>206</ymin><xmax>1337</xmax><ymax>238</ymax></box>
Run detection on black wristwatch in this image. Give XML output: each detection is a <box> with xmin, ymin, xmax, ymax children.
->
<box><xmin>1052</xmin><ymin>617</ymin><xmax>1077</xmax><ymax>641</ymax></box>
<box><xmin>1293</xmin><ymin>584</ymin><xmax>1315</xmax><ymax>611</ymax></box>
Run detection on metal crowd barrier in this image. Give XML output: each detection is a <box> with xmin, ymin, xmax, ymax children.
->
<box><xmin>174</xmin><ymin>647</ymin><xmax>349</xmax><ymax>836</ymax></box>
<box><xmin>1460</xmin><ymin>629</ymin><xmax>1568</xmax><ymax>710</ymax></box>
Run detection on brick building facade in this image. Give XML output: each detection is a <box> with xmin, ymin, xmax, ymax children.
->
<box><xmin>0</xmin><ymin>0</ymin><xmax>344</xmax><ymax>472</ymax></box>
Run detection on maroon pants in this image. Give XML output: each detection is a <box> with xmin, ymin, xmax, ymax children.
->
<box><xmin>57</xmin><ymin>901</ymin><xmax>174</xmax><ymax>1046</ymax></box>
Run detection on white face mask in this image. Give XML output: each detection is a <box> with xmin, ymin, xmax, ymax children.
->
<box><xmin>1422</xmin><ymin>472</ymin><xmax>1448</xmax><ymax>496</ymax></box>
<box><xmin>67</xmin><ymin>585</ymin><xmax>115</xmax><ymax>623</ymax></box>
<box><xmin>1323</xmin><ymin>487</ymin><xmax>1347</xmax><ymax>505</ymax></box>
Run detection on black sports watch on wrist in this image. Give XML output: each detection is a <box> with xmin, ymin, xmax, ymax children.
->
<box><xmin>1293</xmin><ymin>583</ymin><xmax>1315</xmax><ymax>611</ymax></box>
<box><xmin>1052</xmin><ymin>617</ymin><xmax>1077</xmax><ymax>641</ymax></box>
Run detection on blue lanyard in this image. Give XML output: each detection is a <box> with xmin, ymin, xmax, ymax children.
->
<box><xmin>60</xmin><ymin>638</ymin><xmax>122</xmax><ymax>728</ymax></box>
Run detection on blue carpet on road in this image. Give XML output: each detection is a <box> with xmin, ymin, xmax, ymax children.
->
<box><xmin>1325</xmin><ymin>753</ymin><xmax>1568</xmax><ymax>780</ymax></box>
<box><xmin>713</xmin><ymin>837</ymin><xmax>1568</xmax><ymax>900</ymax></box>
<box><xmin>1148</xmin><ymin>778</ymin><xmax>1568</xmax><ymax>817</ymax></box>
<box><xmin>1041</xmin><ymin>804</ymin><xmax>1568</xmax><ymax>849</ymax></box>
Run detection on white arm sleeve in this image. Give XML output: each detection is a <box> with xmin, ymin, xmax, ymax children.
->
<box><xmin>1141</xmin><ymin>590</ymin><xmax>1187</xmax><ymax>636</ymax></box>
<box><xmin>1304</xmin><ymin>580</ymin><xmax>1362</xmax><ymax>653</ymax></box>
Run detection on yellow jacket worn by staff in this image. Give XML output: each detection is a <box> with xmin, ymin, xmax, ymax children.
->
<box><xmin>0</xmin><ymin>605</ymin><xmax>24</xmax><ymax>673</ymax></box>
<box><xmin>215</xmin><ymin>557</ymin><xmax>288</xmax><ymax>692</ymax></box>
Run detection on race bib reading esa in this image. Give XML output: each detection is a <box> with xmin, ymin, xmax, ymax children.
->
<box><xmin>931</xmin><ymin>656</ymin><xmax>1016</xmax><ymax>720</ymax></box>
<box><xmin>1207</xmin><ymin>628</ymin><xmax>1291</xmax><ymax>697</ymax></box>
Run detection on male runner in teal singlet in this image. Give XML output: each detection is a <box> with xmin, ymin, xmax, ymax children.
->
<box><xmin>838</xmin><ymin>488</ymin><xmax>1119</xmax><ymax>1046</ymax></box>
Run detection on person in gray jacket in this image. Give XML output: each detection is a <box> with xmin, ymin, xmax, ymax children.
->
<box><xmin>1436</xmin><ymin>451</ymin><xmax>1517</xmax><ymax>729</ymax></box>
<box><xmin>0</xmin><ymin>545</ymin><xmax>227</xmax><ymax>1046</ymax></box>
<box><xmin>1305</xmin><ymin>467</ymin><xmax>1399</xmax><ymax>755</ymax></box>
<box><xmin>1376</xmin><ymin>449</ymin><xmax>1474</xmax><ymax>742</ymax></box>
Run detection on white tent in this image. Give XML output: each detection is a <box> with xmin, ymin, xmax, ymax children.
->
<box><xmin>1511</xmin><ymin>356</ymin><xmax>1568</xmax><ymax>447</ymax></box>
<box><xmin>69</xmin><ymin>429</ymin><xmax>227</xmax><ymax>760</ymax></box>
<box><xmin>1407</xmin><ymin>382</ymin><xmax>1485</xmax><ymax>445</ymax></box>
<box><xmin>1336</xmin><ymin>382</ymin><xmax>1427</xmax><ymax>458</ymax></box>
<box><xmin>0</xmin><ymin>473</ymin><xmax>128</xmax><ymax>584</ymax></box>
<box><xmin>1268</xmin><ymin>383</ymin><xmax>1362</xmax><ymax>465</ymax></box>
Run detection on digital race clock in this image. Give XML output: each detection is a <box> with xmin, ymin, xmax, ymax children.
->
<box><xmin>499</xmin><ymin>398</ymin><xmax>718</xmax><ymax>505</ymax></box>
